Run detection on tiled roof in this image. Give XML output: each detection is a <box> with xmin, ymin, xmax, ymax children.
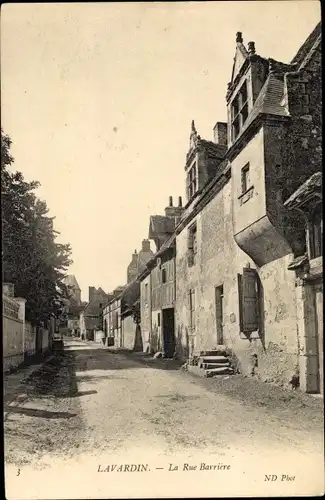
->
<box><xmin>291</xmin><ymin>22</ymin><xmax>321</xmax><ymax>68</ymax></box>
<box><xmin>244</xmin><ymin>73</ymin><xmax>289</xmax><ymax>131</ymax></box>
<box><xmin>120</xmin><ymin>280</ymin><xmax>140</xmax><ymax>309</ymax></box>
<box><xmin>149</xmin><ymin>215</ymin><xmax>175</xmax><ymax>236</ymax></box>
<box><xmin>284</xmin><ymin>172</ymin><xmax>322</xmax><ymax>209</ymax></box>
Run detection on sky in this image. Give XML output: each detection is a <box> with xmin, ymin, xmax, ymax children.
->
<box><xmin>1</xmin><ymin>1</ymin><xmax>321</xmax><ymax>301</ymax></box>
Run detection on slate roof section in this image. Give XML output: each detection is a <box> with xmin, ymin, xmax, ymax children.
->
<box><xmin>149</xmin><ymin>215</ymin><xmax>176</xmax><ymax>236</ymax></box>
<box><xmin>120</xmin><ymin>280</ymin><xmax>140</xmax><ymax>315</ymax></box>
<box><xmin>243</xmin><ymin>73</ymin><xmax>289</xmax><ymax>131</ymax></box>
<box><xmin>284</xmin><ymin>172</ymin><xmax>322</xmax><ymax>209</ymax></box>
<box><xmin>291</xmin><ymin>22</ymin><xmax>321</xmax><ymax>68</ymax></box>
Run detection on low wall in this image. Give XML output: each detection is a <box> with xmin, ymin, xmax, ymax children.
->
<box><xmin>25</xmin><ymin>322</ymin><xmax>36</xmax><ymax>357</ymax></box>
<box><xmin>3</xmin><ymin>296</ymin><xmax>24</xmax><ymax>372</ymax></box>
<box><xmin>3</xmin><ymin>294</ymin><xmax>52</xmax><ymax>372</ymax></box>
<box><xmin>41</xmin><ymin>327</ymin><xmax>49</xmax><ymax>353</ymax></box>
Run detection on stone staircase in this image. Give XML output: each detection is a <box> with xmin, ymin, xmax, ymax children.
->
<box><xmin>188</xmin><ymin>348</ymin><xmax>234</xmax><ymax>378</ymax></box>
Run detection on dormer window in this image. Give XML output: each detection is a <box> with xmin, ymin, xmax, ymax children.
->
<box><xmin>231</xmin><ymin>80</ymin><xmax>249</xmax><ymax>141</ymax></box>
<box><xmin>187</xmin><ymin>162</ymin><xmax>197</xmax><ymax>200</ymax></box>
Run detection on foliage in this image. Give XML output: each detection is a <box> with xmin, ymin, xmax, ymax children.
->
<box><xmin>1</xmin><ymin>129</ymin><xmax>73</xmax><ymax>324</ymax></box>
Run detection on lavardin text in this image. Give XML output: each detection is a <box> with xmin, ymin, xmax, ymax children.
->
<box><xmin>97</xmin><ymin>463</ymin><xmax>231</xmax><ymax>472</ymax></box>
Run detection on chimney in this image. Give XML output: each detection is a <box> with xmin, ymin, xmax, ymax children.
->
<box><xmin>141</xmin><ymin>239</ymin><xmax>151</xmax><ymax>252</ymax></box>
<box><xmin>131</xmin><ymin>249</ymin><xmax>138</xmax><ymax>262</ymax></box>
<box><xmin>236</xmin><ymin>32</ymin><xmax>243</xmax><ymax>43</ymax></box>
<box><xmin>248</xmin><ymin>41</ymin><xmax>255</xmax><ymax>55</ymax></box>
<box><xmin>165</xmin><ymin>196</ymin><xmax>184</xmax><ymax>218</ymax></box>
<box><xmin>213</xmin><ymin>122</ymin><xmax>228</xmax><ymax>146</ymax></box>
<box><xmin>89</xmin><ymin>286</ymin><xmax>96</xmax><ymax>302</ymax></box>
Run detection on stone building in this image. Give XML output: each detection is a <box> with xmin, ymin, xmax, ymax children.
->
<box><xmin>62</xmin><ymin>275</ymin><xmax>84</xmax><ymax>335</ymax></box>
<box><xmin>103</xmin><ymin>242</ymin><xmax>154</xmax><ymax>348</ymax></box>
<box><xmin>138</xmin><ymin>197</ymin><xmax>184</xmax><ymax>355</ymax></box>
<box><xmin>174</xmin><ymin>23</ymin><xmax>322</xmax><ymax>392</ymax></box>
<box><xmin>62</xmin><ymin>275</ymin><xmax>81</xmax><ymax>306</ymax></box>
<box><xmin>285</xmin><ymin>171</ymin><xmax>323</xmax><ymax>394</ymax></box>
<box><xmin>79</xmin><ymin>286</ymin><xmax>109</xmax><ymax>340</ymax></box>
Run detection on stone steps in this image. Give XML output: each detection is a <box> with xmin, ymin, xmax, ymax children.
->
<box><xmin>205</xmin><ymin>367</ymin><xmax>234</xmax><ymax>377</ymax></box>
<box><xmin>200</xmin><ymin>349</ymin><xmax>228</xmax><ymax>357</ymax></box>
<box><xmin>199</xmin><ymin>355</ymin><xmax>229</xmax><ymax>364</ymax></box>
<box><xmin>193</xmin><ymin>350</ymin><xmax>234</xmax><ymax>378</ymax></box>
<box><xmin>202</xmin><ymin>362</ymin><xmax>230</xmax><ymax>369</ymax></box>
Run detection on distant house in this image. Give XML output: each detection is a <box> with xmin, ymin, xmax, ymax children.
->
<box><xmin>103</xmin><ymin>241</ymin><xmax>154</xmax><ymax>349</ymax></box>
<box><xmin>62</xmin><ymin>275</ymin><xmax>83</xmax><ymax>335</ymax></box>
<box><xmin>80</xmin><ymin>286</ymin><xmax>109</xmax><ymax>341</ymax></box>
<box><xmin>139</xmin><ymin>196</ymin><xmax>184</xmax><ymax>356</ymax></box>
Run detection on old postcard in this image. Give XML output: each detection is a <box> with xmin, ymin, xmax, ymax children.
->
<box><xmin>1</xmin><ymin>1</ymin><xmax>323</xmax><ymax>498</ymax></box>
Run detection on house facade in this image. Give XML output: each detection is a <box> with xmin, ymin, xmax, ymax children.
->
<box><xmin>285</xmin><ymin>171</ymin><xmax>323</xmax><ymax>394</ymax></box>
<box><xmin>103</xmin><ymin>240</ymin><xmax>154</xmax><ymax>348</ymax></box>
<box><xmin>80</xmin><ymin>286</ymin><xmax>109</xmax><ymax>340</ymax></box>
<box><xmin>174</xmin><ymin>24</ymin><xmax>322</xmax><ymax>392</ymax></box>
<box><xmin>139</xmin><ymin>197</ymin><xmax>184</xmax><ymax>355</ymax></box>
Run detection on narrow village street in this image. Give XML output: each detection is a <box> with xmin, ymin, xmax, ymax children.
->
<box><xmin>4</xmin><ymin>339</ymin><xmax>324</xmax><ymax>499</ymax></box>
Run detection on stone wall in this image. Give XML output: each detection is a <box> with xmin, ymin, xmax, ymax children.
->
<box><xmin>122</xmin><ymin>315</ymin><xmax>137</xmax><ymax>350</ymax></box>
<box><xmin>25</xmin><ymin>322</ymin><xmax>36</xmax><ymax>357</ymax></box>
<box><xmin>175</xmin><ymin>179</ymin><xmax>300</xmax><ymax>387</ymax></box>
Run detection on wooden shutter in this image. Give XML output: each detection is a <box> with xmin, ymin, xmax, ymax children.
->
<box><xmin>238</xmin><ymin>268</ymin><xmax>259</xmax><ymax>333</ymax></box>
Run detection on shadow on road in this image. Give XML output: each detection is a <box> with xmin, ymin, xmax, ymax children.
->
<box><xmin>4</xmin><ymin>406</ymin><xmax>77</xmax><ymax>419</ymax></box>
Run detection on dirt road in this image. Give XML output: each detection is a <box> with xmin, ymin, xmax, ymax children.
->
<box><xmin>4</xmin><ymin>339</ymin><xmax>324</xmax><ymax>499</ymax></box>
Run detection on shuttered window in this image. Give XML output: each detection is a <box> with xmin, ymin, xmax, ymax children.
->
<box><xmin>238</xmin><ymin>267</ymin><xmax>259</xmax><ymax>334</ymax></box>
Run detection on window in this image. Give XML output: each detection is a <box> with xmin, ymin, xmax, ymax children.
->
<box><xmin>309</xmin><ymin>203</ymin><xmax>323</xmax><ymax>259</ymax></box>
<box><xmin>161</xmin><ymin>268</ymin><xmax>167</xmax><ymax>283</ymax></box>
<box><xmin>187</xmin><ymin>162</ymin><xmax>197</xmax><ymax>200</ymax></box>
<box><xmin>144</xmin><ymin>283</ymin><xmax>148</xmax><ymax>302</ymax></box>
<box><xmin>238</xmin><ymin>267</ymin><xmax>259</xmax><ymax>334</ymax></box>
<box><xmin>187</xmin><ymin>222</ymin><xmax>197</xmax><ymax>267</ymax></box>
<box><xmin>189</xmin><ymin>289</ymin><xmax>196</xmax><ymax>332</ymax></box>
<box><xmin>231</xmin><ymin>80</ymin><xmax>249</xmax><ymax>141</ymax></box>
<box><xmin>157</xmin><ymin>312</ymin><xmax>161</xmax><ymax>327</ymax></box>
<box><xmin>241</xmin><ymin>163</ymin><xmax>250</xmax><ymax>194</ymax></box>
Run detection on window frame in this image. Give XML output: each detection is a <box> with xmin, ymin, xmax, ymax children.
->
<box><xmin>161</xmin><ymin>267</ymin><xmax>167</xmax><ymax>284</ymax></box>
<box><xmin>231</xmin><ymin>80</ymin><xmax>249</xmax><ymax>141</ymax></box>
<box><xmin>241</xmin><ymin>163</ymin><xmax>250</xmax><ymax>194</ymax></box>
<box><xmin>187</xmin><ymin>161</ymin><xmax>197</xmax><ymax>200</ymax></box>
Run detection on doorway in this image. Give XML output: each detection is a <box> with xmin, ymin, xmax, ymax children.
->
<box><xmin>162</xmin><ymin>308</ymin><xmax>175</xmax><ymax>358</ymax></box>
<box><xmin>315</xmin><ymin>282</ymin><xmax>323</xmax><ymax>394</ymax></box>
<box><xmin>215</xmin><ymin>285</ymin><xmax>224</xmax><ymax>345</ymax></box>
